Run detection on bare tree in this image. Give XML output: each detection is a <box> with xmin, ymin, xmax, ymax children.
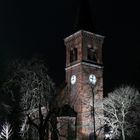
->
<box><xmin>0</xmin><ymin>121</ymin><xmax>13</xmax><ymax>140</ymax></box>
<box><xmin>101</xmin><ymin>86</ymin><xmax>140</xmax><ymax>140</ymax></box>
<box><xmin>4</xmin><ymin>58</ymin><xmax>58</xmax><ymax>140</ymax></box>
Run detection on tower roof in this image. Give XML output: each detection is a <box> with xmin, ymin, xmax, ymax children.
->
<box><xmin>73</xmin><ymin>0</ymin><xmax>95</xmax><ymax>33</ymax></box>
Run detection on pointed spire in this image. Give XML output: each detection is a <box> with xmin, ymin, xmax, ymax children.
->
<box><xmin>73</xmin><ymin>0</ymin><xmax>95</xmax><ymax>33</ymax></box>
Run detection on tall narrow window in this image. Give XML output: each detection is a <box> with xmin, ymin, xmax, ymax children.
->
<box><xmin>70</xmin><ymin>48</ymin><xmax>77</xmax><ymax>63</ymax></box>
<box><xmin>87</xmin><ymin>46</ymin><xmax>97</xmax><ymax>62</ymax></box>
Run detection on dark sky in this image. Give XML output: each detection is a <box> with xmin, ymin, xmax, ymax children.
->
<box><xmin>0</xmin><ymin>0</ymin><xmax>140</xmax><ymax>92</ymax></box>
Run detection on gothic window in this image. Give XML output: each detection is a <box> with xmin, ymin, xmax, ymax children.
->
<box><xmin>87</xmin><ymin>45</ymin><xmax>97</xmax><ymax>62</ymax></box>
<box><xmin>70</xmin><ymin>48</ymin><xmax>77</xmax><ymax>63</ymax></box>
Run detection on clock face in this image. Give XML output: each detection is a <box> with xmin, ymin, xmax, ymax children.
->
<box><xmin>89</xmin><ymin>74</ymin><xmax>96</xmax><ymax>85</ymax></box>
<box><xmin>71</xmin><ymin>75</ymin><xmax>76</xmax><ymax>85</ymax></box>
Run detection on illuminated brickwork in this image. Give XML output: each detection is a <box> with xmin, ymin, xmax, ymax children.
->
<box><xmin>64</xmin><ymin>30</ymin><xmax>104</xmax><ymax>140</ymax></box>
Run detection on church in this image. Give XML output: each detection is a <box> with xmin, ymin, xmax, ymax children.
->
<box><xmin>56</xmin><ymin>0</ymin><xmax>105</xmax><ymax>140</ymax></box>
<box><xmin>22</xmin><ymin>0</ymin><xmax>105</xmax><ymax>139</ymax></box>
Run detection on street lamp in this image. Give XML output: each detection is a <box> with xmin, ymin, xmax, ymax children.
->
<box><xmin>89</xmin><ymin>74</ymin><xmax>97</xmax><ymax>140</ymax></box>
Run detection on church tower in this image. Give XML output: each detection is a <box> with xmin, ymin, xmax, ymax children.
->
<box><xmin>64</xmin><ymin>0</ymin><xmax>104</xmax><ymax>139</ymax></box>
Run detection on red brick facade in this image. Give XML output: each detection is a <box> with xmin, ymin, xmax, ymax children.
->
<box><xmin>64</xmin><ymin>30</ymin><xmax>104</xmax><ymax>140</ymax></box>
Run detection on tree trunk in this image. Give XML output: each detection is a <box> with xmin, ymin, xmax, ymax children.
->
<box><xmin>45</xmin><ymin>124</ymin><xmax>49</xmax><ymax>140</ymax></box>
<box><xmin>121</xmin><ymin>125</ymin><xmax>125</xmax><ymax>140</ymax></box>
<box><xmin>39</xmin><ymin>128</ymin><xmax>45</xmax><ymax>140</ymax></box>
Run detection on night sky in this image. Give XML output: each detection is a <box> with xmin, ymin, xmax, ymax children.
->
<box><xmin>0</xmin><ymin>0</ymin><xmax>140</xmax><ymax>93</ymax></box>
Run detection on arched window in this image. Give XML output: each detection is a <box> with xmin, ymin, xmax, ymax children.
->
<box><xmin>87</xmin><ymin>46</ymin><xmax>97</xmax><ymax>62</ymax></box>
<box><xmin>70</xmin><ymin>48</ymin><xmax>77</xmax><ymax>63</ymax></box>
